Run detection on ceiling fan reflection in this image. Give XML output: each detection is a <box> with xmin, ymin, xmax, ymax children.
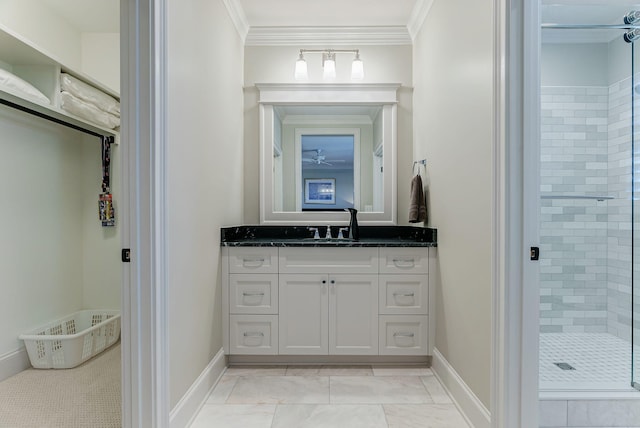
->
<box><xmin>302</xmin><ymin>148</ymin><xmax>346</xmax><ymax>166</ymax></box>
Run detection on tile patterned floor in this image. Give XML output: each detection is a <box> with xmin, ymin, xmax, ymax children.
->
<box><xmin>190</xmin><ymin>365</ymin><xmax>470</xmax><ymax>428</ymax></box>
<box><xmin>539</xmin><ymin>333</ymin><xmax>640</xmax><ymax>389</ymax></box>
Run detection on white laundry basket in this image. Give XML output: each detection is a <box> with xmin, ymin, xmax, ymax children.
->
<box><xmin>19</xmin><ymin>310</ymin><xmax>120</xmax><ymax>369</ymax></box>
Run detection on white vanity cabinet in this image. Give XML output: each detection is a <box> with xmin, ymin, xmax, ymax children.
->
<box><xmin>278</xmin><ymin>273</ymin><xmax>329</xmax><ymax>354</ymax></box>
<box><xmin>225</xmin><ymin>248</ymin><xmax>279</xmax><ymax>354</ymax></box>
<box><xmin>221</xmin><ymin>245</ymin><xmax>435</xmax><ymax>360</ymax></box>
<box><xmin>278</xmin><ymin>247</ymin><xmax>379</xmax><ymax>355</ymax></box>
<box><xmin>279</xmin><ymin>273</ymin><xmax>379</xmax><ymax>355</ymax></box>
<box><xmin>378</xmin><ymin>248</ymin><xmax>430</xmax><ymax>355</ymax></box>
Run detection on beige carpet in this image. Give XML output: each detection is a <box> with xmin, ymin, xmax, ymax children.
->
<box><xmin>0</xmin><ymin>342</ymin><xmax>121</xmax><ymax>428</ymax></box>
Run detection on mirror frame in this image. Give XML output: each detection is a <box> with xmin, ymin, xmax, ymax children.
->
<box><xmin>258</xmin><ymin>83</ymin><xmax>399</xmax><ymax>225</ymax></box>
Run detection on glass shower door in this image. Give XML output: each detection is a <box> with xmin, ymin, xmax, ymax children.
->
<box><xmin>539</xmin><ymin>13</ymin><xmax>639</xmax><ymax>391</ymax></box>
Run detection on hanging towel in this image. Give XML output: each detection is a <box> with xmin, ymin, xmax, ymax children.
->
<box><xmin>408</xmin><ymin>174</ymin><xmax>427</xmax><ymax>223</ymax></box>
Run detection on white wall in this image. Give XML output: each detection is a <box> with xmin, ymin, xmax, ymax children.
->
<box><xmin>0</xmin><ymin>1</ymin><xmax>119</xmax><ymax>93</ymax></box>
<box><xmin>413</xmin><ymin>0</ymin><xmax>493</xmax><ymax>409</ymax></box>
<box><xmin>540</xmin><ymin>38</ymin><xmax>640</xmax><ymax>88</ymax></box>
<box><xmin>81</xmin><ymin>33</ymin><xmax>120</xmax><ymax>93</ymax></box>
<box><xmin>80</xmin><ymin>136</ymin><xmax>121</xmax><ymax>311</ymax></box>
<box><xmin>541</xmin><ymin>43</ymin><xmax>608</xmax><ymax>87</ymax></box>
<box><xmin>0</xmin><ymin>0</ymin><xmax>82</xmax><ymax>69</ymax></box>
<box><xmin>166</xmin><ymin>0</ymin><xmax>244</xmax><ymax>408</ymax></box>
<box><xmin>608</xmin><ymin>35</ymin><xmax>640</xmax><ymax>85</ymax></box>
<box><xmin>243</xmin><ymin>45</ymin><xmax>413</xmax><ymax>224</ymax></box>
<box><xmin>0</xmin><ymin>107</ymin><xmax>84</xmax><ymax>356</ymax></box>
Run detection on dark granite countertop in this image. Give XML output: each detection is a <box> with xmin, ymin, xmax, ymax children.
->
<box><xmin>221</xmin><ymin>225</ymin><xmax>437</xmax><ymax>247</ymax></box>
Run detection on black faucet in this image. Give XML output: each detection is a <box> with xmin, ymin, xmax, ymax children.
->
<box><xmin>346</xmin><ymin>208</ymin><xmax>359</xmax><ymax>240</ymax></box>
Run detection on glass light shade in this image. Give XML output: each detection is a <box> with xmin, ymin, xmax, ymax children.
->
<box><xmin>351</xmin><ymin>57</ymin><xmax>364</xmax><ymax>80</ymax></box>
<box><xmin>294</xmin><ymin>57</ymin><xmax>308</xmax><ymax>80</ymax></box>
<box><xmin>322</xmin><ymin>52</ymin><xmax>336</xmax><ymax>81</ymax></box>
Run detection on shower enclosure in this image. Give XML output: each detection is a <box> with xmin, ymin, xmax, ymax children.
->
<box><xmin>539</xmin><ymin>3</ymin><xmax>640</xmax><ymax>393</ymax></box>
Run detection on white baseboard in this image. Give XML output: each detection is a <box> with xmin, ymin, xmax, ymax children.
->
<box><xmin>0</xmin><ymin>347</ymin><xmax>31</xmax><ymax>382</ymax></box>
<box><xmin>170</xmin><ymin>348</ymin><xmax>227</xmax><ymax>428</ymax></box>
<box><xmin>432</xmin><ymin>347</ymin><xmax>491</xmax><ymax>428</ymax></box>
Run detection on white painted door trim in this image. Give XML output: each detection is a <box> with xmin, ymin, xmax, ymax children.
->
<box><xmin>492</xmin><ymin>0</ymin><xmax>540</xmax><ymax>427</ymax></box>
<box><xmin>121</xmin><ymin>0</ymin><xmax>170</xmax><ymax>426</ymax></box>
<box><xmin>520</xmin><ymin>0</ymin><xmax>542</xmax><ymax>425</ymax></box>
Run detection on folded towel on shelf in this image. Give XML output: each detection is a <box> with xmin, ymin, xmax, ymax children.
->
<box><xmin>60</xmin><ymin>73</ymin><xmax>120</xmax><ymax>117</ymax></box>
<box><xmin>408</xmin><ymin>174</ymin><xmax>427</xmax><ymax>223</ymax></box>
<box><xmin>0</xmin><ymin>68</ymin><xmax>50</xmax><ymax>104</ymax></box>
<box><xmin>60</xmin><ymin>91</ymin><xmax>120</xmax><ymax>129</ymax></box>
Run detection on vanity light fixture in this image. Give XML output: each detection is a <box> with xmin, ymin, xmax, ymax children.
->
<box><xmin>294</xmin><ymin>52</ymin><xmax>308</xmax><ymax>80</ymax></box>
<box><xmin>322</xmin><ymin>51</ymin><xmax>336</xmax><ymax>80</ymax></box>
<box><xmin>294</xmin><ymin>49</ymin><xmax>364</xmax><ymax>81</ymax></box>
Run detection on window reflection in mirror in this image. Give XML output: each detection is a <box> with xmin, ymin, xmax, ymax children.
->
<box><xmin>273</xmin><ymin>105</ymin><xmax>384</xmax><ymax>214</ymax></box>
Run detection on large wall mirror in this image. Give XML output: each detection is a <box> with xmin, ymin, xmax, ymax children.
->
<box><xmin>259</xmin><ymin>84</ymin><xmax>398</xmax><ymax>224</ymax></box>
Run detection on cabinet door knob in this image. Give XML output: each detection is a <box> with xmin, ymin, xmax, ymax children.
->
<box><xmin>322</xmin><ymin>280</ymin><xmax>327</xmax><ymax>284</ymax></box>
<box><xmin>330</xmin><ymin>280</ymin><xmax>336</xmax><ymax>284</ymax></box>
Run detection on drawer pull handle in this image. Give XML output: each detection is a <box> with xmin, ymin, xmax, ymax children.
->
<box><xmin>393</xmin><ymin>292</ymin><xmax>415</xmax><ymax>297</ymax></box>
<box><xmin>392</xmin><ymin>258</ymin><xmax>415</xmax><ymax>267</ymax></box>
<box><xmin>243</xmin><ymin>332</ymin><xmax>264</xmax><ymax>337</ymax></box>
<box><xmin>242</xmin><ymin>292</ymin><xmax>265</xmax><ymax>297</ymax></box>
<box><xmin>393</xmin><ymin>332</ymin><xmax>415</xmax><ymax>338</ymax></box>
<box><xmin>242</xmin><ymin>258</ymin><xmax>265</xmax><ymax>267</ymax></box>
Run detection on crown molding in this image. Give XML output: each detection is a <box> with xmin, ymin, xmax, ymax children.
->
<box><xmin>222</xmin><ymin>0</ymin><xmax>249</xmax><ymax>43</ymax></box>
<box><xmin>245</xmin><ymin>26</ymin><xmax>412</xmax><ymax>46</ymax></box>
<box><xmin>407</xmin><ymin>0</ymin><xmax>435</xmax><ymax>41</ymax></box>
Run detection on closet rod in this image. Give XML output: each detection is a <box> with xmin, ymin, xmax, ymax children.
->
<box><xmin>0</xmin><ymin>97</ymin><xmax>106</xmax><ymax>139</ymax></box>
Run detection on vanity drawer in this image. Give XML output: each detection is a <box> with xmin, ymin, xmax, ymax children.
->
<box><xmin>229</xmin><ymin>315</ymin><xmax>278</xmax><ymax>355</ymax></box>
<box><xmin>230</xmin><ymin>274</ymin><xmax>278</xmax><ymax>314</ymax></box>
<box><xmin>378</xmin><ymin>315</ymin><xmax>428</xmax><ymax>355</ymax></box>
<box><xmin>379</xmin><ymin>248</ymin><xmax>429</xmax><ymax>274</ymax></box>
<box><xmin>279</xmin><ymin>247</ymin><xmax>378</xmax><ymax>274</ymax></box>
<box><xmin>379</xmin><ymin>275</ymin><xmax>428</xmax><ymax>315</ymax></box>
<box><xmin>229</xmin><ymin>248</ymin><xmax>278</xmax><ymax>274</ymax></box>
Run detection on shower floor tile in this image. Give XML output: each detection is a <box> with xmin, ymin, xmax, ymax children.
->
<box><xmin>539</xmin><ymin>333</ymin><xmax>640</xmax><ymax>389</ymax></box>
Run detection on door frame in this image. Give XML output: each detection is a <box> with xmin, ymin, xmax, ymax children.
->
<box><xmin>121</xmin><ymin>0</ymin><xmax>170</xmax><ymax>426</ymax></box>
<box><xmin>120</xmin><ymin>0</ymin><xmax>541</xmax><ymax>426</ymax></box>
<box><xmin>492</xmin><ymin>0</ymin><xmax>540</xmax><ymax>426</ymax></box>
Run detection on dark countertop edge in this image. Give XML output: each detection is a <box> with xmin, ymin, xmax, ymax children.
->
<box><xmin>220</xmin><ymin>225</ymin><xmax>437</xmax><ymax>247</ymax></box>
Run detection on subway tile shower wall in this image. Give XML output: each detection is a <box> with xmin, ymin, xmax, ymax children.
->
<box><xmin>539</xmin><ymin>82</ymin><xmax>635</xmax><ymax>340</ymax></box>
<box><xmin>607</xmin><ymin>78</ymin><xmax>634</xmax><ymax>341</ymax></box>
